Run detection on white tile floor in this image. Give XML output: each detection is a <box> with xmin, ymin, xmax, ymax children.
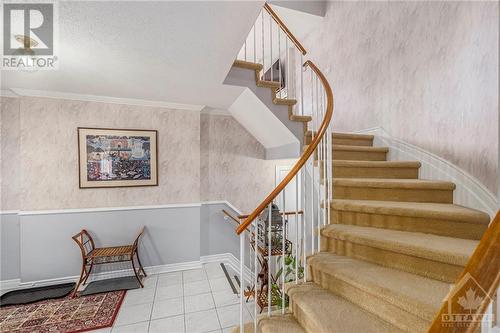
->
<box><xmin>89</xmin><ymin>262</ymin><xmax>254</xmax><ymax>333</ymax></box>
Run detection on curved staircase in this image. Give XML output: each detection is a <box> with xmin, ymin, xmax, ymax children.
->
<box><xmin>230</xmin><ymin>3</ymin><xmax>497</xmax><ymax>333</ymax></box>
<box><xmin>240</xmin><ymin>132</ymin><xmax>491</xmax><ymax>333</ymax></box>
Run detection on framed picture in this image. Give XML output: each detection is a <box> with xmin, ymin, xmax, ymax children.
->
<box><xmin>78</xmin><ymin>127</ymin><xmax>158</xmax><ymax>188</ymax></box>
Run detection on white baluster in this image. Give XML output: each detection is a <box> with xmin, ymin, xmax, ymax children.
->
<box><xmin>295</xmin><ymin>173</ymin><xmax>299</xmax><ymax>284</ymax></box>
<box><xmin>281</xmin><ymin>190</ymin><xmax>286</xmax><ymax>314</ymax></box>
<box><xmin>253</xmin><ymin>218</ymin><xmax>257</xmax><ymax>332</ymax></box>
<box><xmin>286</xmin><ymin>38</ymin><xmax>289</xmax><ymax>99</ymax></box>
<box><xmin>239</xmin><ymin>232</ymin><xmax>245</xmax><ymax>331</ymax></box>
<box><xmin>270</xmin><ymin>14</ymin><xmax>273</xmax><ymax>83</ymax></box>
<box><xmin>278</xmin><ymin>28</ymin><xmax>281</xmax><ymax>99</ymax></box>
<box><xmin>302</xmin><ymin>161</ymin><xmax>307</xmax><ymax>282</ymax></box>
<box><xmin>310</xmin><ymin>70</ymin><xmax>315</xmax><ymax>255</ymax></box>
<box><xmin>300</xmin><ymin>54</ymin><xmax>304</xmax><ymax>116</ymax></box>
<box><xmin>267</xmin><ymin>202</ymin><xmax>272</xmax><ymax>317</ymax></box>
<box><xmin>261</xmin><ymin>10</ymin><xmax>264</xmax><ymax>79</ymax></box>
<box><xmin>253</xmin><ymin>22</ymin><xmax>256</xmax><ymax>63</ymax></box>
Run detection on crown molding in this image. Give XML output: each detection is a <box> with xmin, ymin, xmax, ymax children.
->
<box><xmin>200</xmin><ymin>107</ymin><xmax>231</xmax><ymax>116</ymax></box>
<box><xmin>8</xmin><ymin>88</ymin><xmax>205</xmax><ymax>111</ymax></box>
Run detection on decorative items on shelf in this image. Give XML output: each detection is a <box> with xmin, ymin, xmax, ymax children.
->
<box><xmin>256</xmin><ymin>203</ymin><xmax>292</xmax><ymax>256</ymax></box>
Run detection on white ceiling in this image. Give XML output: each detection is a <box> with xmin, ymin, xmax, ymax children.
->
<box><xmin>1</xmin><ymin>1</ymin><xmax>264</xmax><ymax>109</ymax></box>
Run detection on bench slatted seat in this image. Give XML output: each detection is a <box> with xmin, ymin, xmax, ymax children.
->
<box><xmin>71</xmin><ymin>227</ymin><xmax>146</xmax><ymax>297</ymax></box>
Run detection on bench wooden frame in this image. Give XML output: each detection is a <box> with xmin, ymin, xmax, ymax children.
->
<box><xmin>71</xmin><ymin>227</ymin><xmax>147</xmax><ymax>297</ymax></box>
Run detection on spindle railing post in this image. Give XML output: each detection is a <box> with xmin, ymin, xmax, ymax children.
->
<box><xmin>234</xmin><ymin>5</ymin><xmax>333</xmax><ymax>331</ymax></box>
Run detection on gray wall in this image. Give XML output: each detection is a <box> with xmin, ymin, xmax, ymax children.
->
<box><xmin>0</xmin><ymin>212</ymin><xmax>20</xmax><ymax>281</ymax></box>
<box><xmin>1</xmin><ymin>202</ymin><xmax>244</xmax><ymax>284</ymax></box>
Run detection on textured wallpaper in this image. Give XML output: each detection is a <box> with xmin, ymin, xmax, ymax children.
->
<box><xmin>200</xmin><ymin>113</ymin><xmax>295</xmax><ymax>213</ymax></box>
<box><xmin>303</xmin><ymin>1</ymin><xmax>499</xmax><ymax>193</ymax></box>
<box><xmin>17</xmin><ymin>97</ymin><xmax>201</xmax><ymax>210</ymax></box>
<box><xmin>0</xmin><ymin>97</ymin><xmax>21</xmax><ymax>211</ymax></box>
<box><xmin>1</xmin><ymin>97</ymin><xmax>291</xmax><ymax>212</ymax></box>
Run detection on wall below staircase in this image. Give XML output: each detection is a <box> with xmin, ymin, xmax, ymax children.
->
<box><xmin>303</xmin><ymin>0</ymin><xmax>499</xmax><ymax>195</ymax></box>
<box><xmin>0</xmin><ymin>96</ymin><xmax>292</xmax><ymax>285</ymax></box>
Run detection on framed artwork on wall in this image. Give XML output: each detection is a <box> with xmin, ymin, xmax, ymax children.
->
<box><xmin>78</xmin><ymin>127</ymin><xmax>158</xmax><ymax>188</ymax></box>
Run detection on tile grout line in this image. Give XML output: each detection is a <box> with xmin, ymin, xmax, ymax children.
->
<box><xmin>205</xmin><ymin>265</ymin><xmax>223</xmax><ymax>332</ymax></box>
<box><xmin>146</xmin><ymin>275</ymin><xmax>159</xmax><ymax>332</ymax></box>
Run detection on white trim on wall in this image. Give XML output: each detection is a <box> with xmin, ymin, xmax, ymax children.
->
<box><xmin>0</xmin><ymin>253</ymin><xmax>250</xmax><ymax>292</ymax></box>
<box><xmin>355</xmin><ymin>127</ymin><xmax>499</xmax><ymax>217</ymax></box>
<box><xmin>0</xmin><ymin>89</ymin><xmax>19</xmax><ymax>98</ymax></box>
<box><xmin>8</xmin><ymin>88</ymin><xmax>205</xmax><ymax>112</ymax></box>
<box><xmin>18</xmin><ymin>203</ymin><xmax>202</xmax><ymax>216</ymax></box>
<box><xmin>0</xmin><ymin>201</ymin><xmax>245</xmax><ymax>216</ymax></box>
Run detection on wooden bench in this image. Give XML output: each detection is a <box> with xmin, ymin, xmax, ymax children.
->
<box><xmin>71</xmin><ymin>227</ymin><xmax>146</xmax><ymax>297</ymax></box>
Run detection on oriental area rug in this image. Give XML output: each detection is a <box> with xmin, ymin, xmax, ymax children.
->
<box><xmin>0</xmin><ymin>290</ymin><xmax>125</xmax><ymax>333</ymax></box>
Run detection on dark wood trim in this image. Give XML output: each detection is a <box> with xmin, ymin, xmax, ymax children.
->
<box><xmin>77</xmin><ymin>127</ymin><xmax>159</xmax><ymax>189</ymax></box>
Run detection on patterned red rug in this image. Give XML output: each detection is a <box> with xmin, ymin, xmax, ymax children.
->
<box><xmin>0</xmin><ymin>290</ymin><xmax>126</xmax><ymax>333</ymax></box>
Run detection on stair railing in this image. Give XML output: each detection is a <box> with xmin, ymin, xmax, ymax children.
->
<box><xmin>428</xmin><ymin>210</ymin><xmax>500</xmax><ymax>333</ymax></box>
<box><xmin>234</xmin><ymin>3</ymin><xmax>334</xmax><ymax>330</ymax></box>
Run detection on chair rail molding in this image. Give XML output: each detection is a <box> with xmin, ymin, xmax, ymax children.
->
<box><xmin>354</xmin><ymin>127</ymin><xmax>499</xmax><ymax>218</ymax></box>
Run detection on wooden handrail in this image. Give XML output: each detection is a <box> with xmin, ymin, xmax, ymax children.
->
<box><xmin>264</xmin><ymin>3</ymin><xmax>307</xmax><ymax>55</ymax></box>
<box><xmin>428</xmin><ymin>210</ymin><xmax>500</xmax><ymax>333</ymax></box>
<box><xmin>236</xmin><ymin>60</ymin><xmax>334</xmax><ymax>235</ymax></box>
<box><xmin>237</xmin><ymin>210</ymin><xmax>304</xmax><ymax>220</ymax></box>
<box><xmin>222</xmin><ymin>209</ymin><xmax>241</xmax><ymax>225</ymax></box>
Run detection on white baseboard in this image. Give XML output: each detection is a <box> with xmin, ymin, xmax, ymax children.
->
<box><xmin>354</xmin><ymin>127</ymin><xmax>498</xmax><ymax>217</ymax></box>
<box><xmin>0</xmin><ymin>279</ymin><xmax>21</xmax><ymax>291</ymax></box>
<box><xmin>1</xmin><ymin>253</ymin><xmax>251</xmax><ymax>292</ymax></box>
<box><xmin>201</xmin><ymin>253</ymin><xmax>253</xmax><ymax>283</ymax></box>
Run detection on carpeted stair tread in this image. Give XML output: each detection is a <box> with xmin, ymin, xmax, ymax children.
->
<box><xmin>333</xmin><ymin>178</ymin><xmax>455</xmax><ymax>190</ymax></box>
<box><xmin>331</xmin><ymin>199</ymin><xmax>490</xmax><ymax>224</ymax></box>
<box><xmin>333</xmin><ymin>145</ymin><xmax>388</xmax><ymax>152</ymax></box>
<box><xmin>286</xmin><ymin>282</ymin><xmax>403</xmax><ymax>333</ymax></box>
<box><xmin>322</xmin><ymin>224</ymin><xmax>477</xmax><ymax>266</ymax></box>
<box><xmin>308</xmin><ymin>253</ymin><xmax>449</xmax><ymax>322</ymax></box>
<box><xmin>233</xmin><ymin>60</ymin><xmax>263</xmax><ymax>71</ymax></box>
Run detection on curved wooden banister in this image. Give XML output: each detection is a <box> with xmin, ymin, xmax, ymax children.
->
<box><xmin>236</xmin><ymin>60</ymin><xmax>334</xmax><ymax>235</ymax></box>
<box><xmin>428</xmin><ymin>210</ymin><xmax>500</xmax><ymax>332</ymax></box>
<box><xmin>264</xmin><ymin>3</ymin><xmax>307</xmax><ymax>55</ymax></box>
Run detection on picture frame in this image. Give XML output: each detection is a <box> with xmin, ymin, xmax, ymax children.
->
<box><xmin>77</xmin><ymin>127</ymin><xmax>158</xmax><ymax>188</ymax></box>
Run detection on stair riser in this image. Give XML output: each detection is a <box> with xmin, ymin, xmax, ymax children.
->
<box><xmin>331</xmin><ymin>210</ymin><xmax>486</xmax><ymax>240</ymax></box>
<box><xmin>334</xmin><ymin>138</ymin><xmax>373</xmax><ymax>147</ymax></box>
<box><xmin>309</xmin><ymin>265</ymin><xmax>431</xmax><ymax>332</ymax></box>
<box><xmin>305</xmin><ymin>137</ymin><xmax>373</xmax><ymax>146</ymax></box>
<box><xmin>333</xmin><ymin>150</ymin><xmax>387</xmax><ymax>161</ymax></box>
<box><xmin>331</xmin><ymin>166</ymin><xmax>419</xmax><ymax>179</ymax></box>
<box><xmin>333</xmin><ymin>186</ymin><xmax>454</xmax><ymax>203</ymax></box>
<box><xmin>324</xmin><ymin>238</ymin><xmax>463</xmax><ymax>283</ymax></box>
<box><xmin>289</xmin><ymin>303</ymin><xmax>322</xmax><ymax>333</ymax></box>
